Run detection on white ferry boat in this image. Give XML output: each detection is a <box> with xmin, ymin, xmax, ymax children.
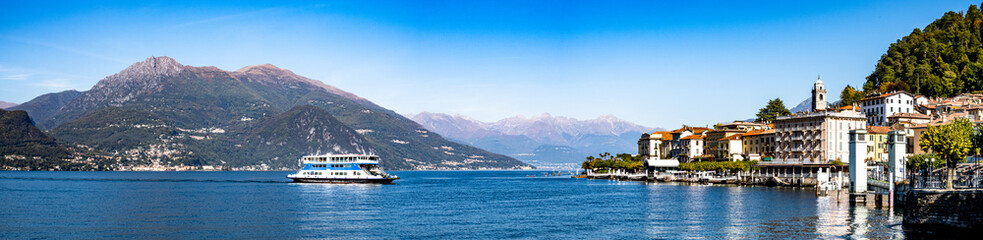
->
<box><xmin>287</xmin><ymin>153</ymin><xmax>399</xmax><ymax>184</ymax></box>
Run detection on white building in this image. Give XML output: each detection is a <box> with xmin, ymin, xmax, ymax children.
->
<box><xmin>719</xmin><ymin>134</ymin><xmax>744</xmax><ymax>161</ymax></box>
<box><xmin>678</xmin><ymin>134</ymin><xmax>705</xmax><ymax>162</ymax></box>
<box><xmin>637</xmin><ymin>132</ymin><xmax>665</xmax><ymax>160</ymax></box>
<box><xmin>772</xmin><ymin>78</ymin><xmax>867</xmax><ymax>164</ymax></box>
<box><xmin>860</xmin><ymin>91</ymin><xmax>915</xmax><ymax>126</ymax></box>
<box><xmin>666</xmin><ymin>127</ymin><xmax>709</xmax><ymax>159</ymax></box>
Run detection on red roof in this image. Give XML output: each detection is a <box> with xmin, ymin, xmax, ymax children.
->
<box><xmin>838</xmin><ymin>105</ymin><xmax>861</xmax><ymax>111</ymax></box>
<box><xmin>742</xmin><ymin>129</ymin><xmax>776</xmax><ymax>136</ymax></box>
<box><xmin>866</xmin><ymin>126</ymin><xmax>893</xmax><ymax>134</ymax></box>
<box><xmin>650</xmin><ymin>131</ymin><xmax>673</xmax><ymax>141</ymax></box>
<box><xmin>669</xmin><ymin>126</ymin><xmax>711</xmax><ymax>134</ymax></box>
<box><xmin>680</xmin><ymin>135</ymin><xmax>705</xmax><ymax>140</ymax></box>
<box><xmin>888</xmin><ymin>112</ymin><xmax>930</xmax><ymax>119</ymax></box>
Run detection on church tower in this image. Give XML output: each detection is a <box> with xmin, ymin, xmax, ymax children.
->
<box><xmin>812</xmin><ymin>75</ymin><xmax>827</xmax><ymax>111</ymax></box>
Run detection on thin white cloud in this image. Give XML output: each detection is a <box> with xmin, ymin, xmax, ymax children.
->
<box><xmin>35</xmin><ymin>78</ymin><xmax>75</xmax><ymax>90</ymax></box>
<box><xmin>0</xmin><ymin>64</ymin><xmax>89</xmax><ymax>80</ymax></box>
<box><xmin>0</xmin><ymin>73</ymin><xmax>30</xmax><ymax>81</ymax></box>
<box><xmin>0</xmin><ymin>36</ymin><xmax>127</xmax><ymax>64</ymax></box>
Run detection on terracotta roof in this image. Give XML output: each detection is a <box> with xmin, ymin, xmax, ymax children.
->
<box><xmin>865</xmin><ymin>126</ymin><xmax>893</xmax><ymax>134</ymax></box>
<box><xmin>888</xmin><ymin>112</ymin><xmax>930</xmax><ymax>119</ymax></box>
<box><xmin>669</xmin><ymin>126</ymin><xmax>711</xmax><ymax>134</ymax></box>
<box><xmin>661</xmin><ymin>134</ymin><xmax>673</xmax><ymax>141</ymax></box>
<box><xmin>649</xmin><ymin>131</ymin><xmax>673</xmax><ymax>141</ymax></box>
<box><xmin>717</xmin><ymin>121</ymin><xmax>766</xmax><ymax>127</ymax></box>
<box><xmin>838</xmin><ymin>105</ymin><xmax>861</xmax><ymax>111</ymax></box>
<box><xmin>742</xmin><ymin>129</ymin><xmax>776</xmax><ymax>136</ymax></box>
<box><xmin>911</xmin><ymin>113</ymin><xmax>969</xmax><ymax>127</ymax></box>
<box><xmin>680</xmin><ymin>135</ymin><xmax>705</xmax><ymax>140</ymax></box>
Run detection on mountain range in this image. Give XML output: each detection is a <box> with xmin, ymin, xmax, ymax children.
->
<box><xmin>0</xmin><ymin>101</ymin><xmax>17</xmax><ymax>109</ymax></box>
<box><xmin>789</xmin><ymin>96</ymin><xmax>842</xmax><ymax>114</ymax></box>
<box><xmin>406</xmin><ymin>112</ymin><xmax>660</xmax><ymax>166</ymax></box>
<box><xmin>4</xmin><ymin>56</ymin><xmax>529</xmax><ymax>170</ymax></box>
<box><xmin>0</xmin><ymin>109</ymin><xmax>114</xmax><ymax>170</ymax></box>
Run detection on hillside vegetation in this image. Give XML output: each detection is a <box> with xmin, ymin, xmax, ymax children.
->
<box><xmin>865</xmin><ymin>3</ymin><xmax>983</xmax><ymax>97</ymax></box>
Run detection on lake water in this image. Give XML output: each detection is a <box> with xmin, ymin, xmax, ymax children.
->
<box><xmin>0</xmin><ymin>171</ymin><xmax>906</xmax><ymax>239</ymax></box>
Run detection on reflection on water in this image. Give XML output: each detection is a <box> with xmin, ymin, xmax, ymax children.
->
<box><xmin>723</xmin><ymin>186</ymin><xmax>745</xmax><ymax>238</ymax></box>
<box><xmin>643</xmin><ymin>183</ymin><xmax>904</xmax><ymax>239</ymax></box>
<box><xmin>295</xmin><ymin>183</ymin><xmax>383</xmax><ymax>239</ymax></box>
<box><xmin>0</xmin><ymin>171</ymin><xmax>907</xmax><ymax>239</ymax></box>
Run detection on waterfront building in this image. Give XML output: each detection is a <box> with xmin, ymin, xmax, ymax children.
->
<box><xmin>666</xmin><ymin>126</ymin><xmax>710</xmax><ymax>159</ymax></box>
<box><xmin>772</xmin><ymin>78</ymin><xmax>867</xmax><ymax>164</ymax></box>
<box><xmin>638</xmin><ymin>131</ymin><xmax>681</xmax><ymax>175</ymax></box>
<box><xmin>677</xmin><ymin>134</ymin><xmax>705</xmax><ymax>162</ymax></box>
<box><xmin>865</xmin><ymin>126</ymin><xmax>892</xmax><ymax>163</ymax></box>
<box><xmin>860</xmin><ymin>91</ymin><xmax>915</xmax><ymax>126</ymax></box>
<box><xmin>773</xmin><ymin>108</ymin><xmax>866</xmax><ymax>163</ymax></box>
<box><xmin>741</xmin><ymin>129</ymin><xmax>776</xmax><ymax>161</ymax></box>
<box><xmin>718</xmin><ymin>134</ymin><xmax>744</xmax><ymax>161</ymax></box>
<box><xmin>637</xmin><ymin>131</ymin><xmax>671</xmax><ymax>160</ymax></box>
<box><xmin>705</xmin><ymin>121</ymin><xmax>766</xmax><ymax>161</ymax></box>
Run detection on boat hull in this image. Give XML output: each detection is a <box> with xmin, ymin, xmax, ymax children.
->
<box><xmin>289</xmin><ymin>177</ymin><xmax>398</xmax><ymax>184</ymax></box>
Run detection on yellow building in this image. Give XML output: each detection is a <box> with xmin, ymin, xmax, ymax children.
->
<box><xmin>865</xmin><ymin>126</ymin><xmax>892</xmax><ymax>163</ymax></box>
<box><xmin>706</xmin><ymin>121</ymin><xmax>766</xmax><ymax>161</ymax></box>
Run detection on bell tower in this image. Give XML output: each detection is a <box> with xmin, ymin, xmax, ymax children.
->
<box><xmin>812</xmin><ymin>75</ymin><xmax>827</xmax><ymax>111</ymax></box>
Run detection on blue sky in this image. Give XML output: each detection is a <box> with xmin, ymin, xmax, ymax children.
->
<box><xmin>0</xmin><ymin>0</ymin><xmax>979</xmax><ymax>128</ymax></box>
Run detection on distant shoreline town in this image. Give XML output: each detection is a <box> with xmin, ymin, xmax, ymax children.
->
<box><xmin>623</xmin><ymin>77</ymin><xmax>979</xmax><ymax>174</ymax></box>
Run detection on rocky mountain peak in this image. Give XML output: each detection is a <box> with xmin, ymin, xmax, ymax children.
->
<box><xmin>0</xmin><ymin>101</ymin><xmax>18</xmax><ymax>109</ymax></box>
<box><xmin>116</xmin><ymin>56</ymin><xmax>185</xmax><ymax>78</ymax></box>
<box><xmin>91</xmin><ymin>56</ymin><xmax>185</xmax><ymax>89</ymax></box>
<box><xmin>234</xmin><ymin>63</ymin><xmax>291</xmax><ymax>75</ymax></box>
<box><xmin>233</xmin><ymin>63</ymin><xmax>369</xmax><ymax>104</ymax></box>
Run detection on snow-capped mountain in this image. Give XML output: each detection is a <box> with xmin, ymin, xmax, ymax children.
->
<box><xmin>407</xmin><ymin>112</ymin><xmax>662</xmax><ymax>165</ymax></box>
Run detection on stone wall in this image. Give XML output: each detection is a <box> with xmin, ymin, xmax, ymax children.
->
<box><xmin>904</xmin><ymin>189</ymin><xmax>983</xmax><ymax>233</ymax></box>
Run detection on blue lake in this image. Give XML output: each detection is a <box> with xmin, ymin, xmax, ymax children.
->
<box><xmin>0</xmin><ymin>171</ymin><xmax>905</xmax><ymax>239</ymax></box>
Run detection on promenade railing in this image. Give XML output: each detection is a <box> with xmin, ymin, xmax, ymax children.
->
<box><xmin>909</xmin><ymin>174</ymin><xmax>983</xmax><ymax>189</ymax></box>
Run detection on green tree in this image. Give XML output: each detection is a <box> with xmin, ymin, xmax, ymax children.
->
<box><xmin>838</xmin><ymin>85</ymin><xmax>864</xmax><ymax>107</ymax></box>
<box><xmin>919</xmin><ymin>118</ymin><xmax>975</xmax><ymax>189</ymax></box>
<box><xmin>865</xmin><ymin>4</ymin><xmax>983</xmax><ymax>97</ymax></box>
<box><xmin>907</xmin><ymin>153</ymin><xmax>945</xmax><ymax>172</ymax></box>
<box><xmin>755</xmin><ymin>98</ymin><xmax>792</xmax><ymax>122</ymax></box>
<box><xmin>581</xmin><ymin>152</ymin><xmax>644</xmax><ymax>171</ymax></box>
